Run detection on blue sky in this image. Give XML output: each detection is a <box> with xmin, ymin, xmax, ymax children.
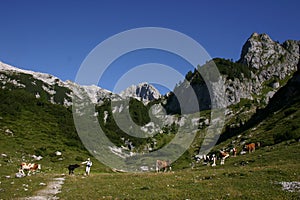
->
<box><xmin>0</xmin><ymin>0</ymin><xmax>299</xmax><ymax>94</ymax></box>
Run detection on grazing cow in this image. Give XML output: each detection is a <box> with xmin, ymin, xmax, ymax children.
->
<box><xmin>231</xmin><ymin>147</ymin><xmax>237</xmax><ymax>157</ymax></box>
<box><xmin>20</xmin><ymin>162</ymin><xmax>41</xmax><ymax>176</ymax></box>
<box><xmin>68</xmin><ymin>164</ymin><xmax>80</xmax><ymax>175</ymax></box>
<box><xmin>156</xmin><ymin>160</ymin><xmax>171</xmax><ymax>172</ymax></box>
<box><xmin>219</xmin><ymin>150</ymin><xmax>230</xmax><ymax>165</ymax></box>
<box><xmin>245</xmin><ymin>143</ymin><xmax>256</xmax><ymax>153</ymax></box>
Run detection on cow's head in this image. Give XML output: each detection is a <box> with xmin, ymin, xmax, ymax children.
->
<box><xmin>74</xmin><ymin>164</ymin><xmax>80</xmax><ymax>168</ymax></box>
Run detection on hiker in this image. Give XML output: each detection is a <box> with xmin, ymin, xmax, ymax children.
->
<box><xmin>81</xmin><ymin>158</ymin><xmax>92</xmax><ymax>175</ymax></box>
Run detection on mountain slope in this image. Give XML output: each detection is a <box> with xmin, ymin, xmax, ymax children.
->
<box><xmin>0</xmin><ymin>61</ymin><xmax>122</xmax><ymax>106</ymax></box>
<box><xmin>0</xmin><ymin>61</ymin><xmax>161</xmax><ymax>106</ymax></box>
<box><xmin>0</xmin><ymin>32</ymin><xmax>299</xmax><ymax>175</ymax></box>
<box><xmin>0</xmin><ymin>86</ymin><xmax>109</xmax><ymax>173</ymax></box>
<box><xmin>218</xmin><ymin>66</ymin><xmax>300</xmax><ymax>146</ymax></box>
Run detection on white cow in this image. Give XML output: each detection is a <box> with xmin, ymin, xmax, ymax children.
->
<box><xmin>156</xmin><ymin>160</ymin><xmax>171</xmax><ymax>172</ymax></box>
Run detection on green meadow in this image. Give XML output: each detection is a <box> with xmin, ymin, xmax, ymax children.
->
<box><xmin>0</xmin><ymin>141</ymin><xmax>299</xmax><ymax>199</ymax></box>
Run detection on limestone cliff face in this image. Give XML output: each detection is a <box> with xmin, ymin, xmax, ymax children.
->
<box><xmin>217</xmin><ymin>33</ymin><xmax>299</xmax><ymax>106</ymax></box>
<box><xmin>165</xmin><ymin>33</ymin><xmax>299</xmax><ymax>113</ymax></box>
<box><xmin>120</xmin><ymin>82</ymin><xmax>161</xmax><ymax>102</ymax></box>
<box><xmin>236</xmin><ymin>33</ymin><xmax>299</xmax><ymax>104</ymax></box>
<box><xmin>240</xmin><ymin>33</ymin><xmax>298</xmax><ymax>77</ymax></box>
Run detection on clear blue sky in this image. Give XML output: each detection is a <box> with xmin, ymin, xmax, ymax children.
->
<box><xmin>0</xmin><ymin>0</ymin><xmax>299</xmax><ymax>93</ymax></box>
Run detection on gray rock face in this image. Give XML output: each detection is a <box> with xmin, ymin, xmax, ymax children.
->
<box><xmin>165</xmin><ymin>33</ymin><xmax>299</xmax><ymax>113</ymax></box>
<box><xmin>120</xmin><ymin>82</ymin><xmax>161</xmax><ymax>102</ymax></box>
<box><xmin>231</xmin><ymin>33</ymin><xmax>299</xmax><ymax>105</ymax></box>
<box><xmin>241</xmin><ymin>33</ymin><xmax>285</xmax><ymax>69</ymax></box>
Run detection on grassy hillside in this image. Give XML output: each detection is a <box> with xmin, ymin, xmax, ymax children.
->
<box><xmin>0</xmin><ymin>88</ymin><xmax>109</xmax><ymax>176</ymax></box>
<box><xmin>0</xmin><ymin>67</ymin><xmax>299</xmax><ymax>199</ymax></box>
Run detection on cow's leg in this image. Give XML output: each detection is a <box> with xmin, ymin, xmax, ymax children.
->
<box><xmin>19</xmin><ymin>169</ymin><xmax>25</xmax><ymax>176</ymax></box>
<box><xmin>156</xmin><ymin>163</ymin><xmax>159</xmax><ymax>173</ymax></box>
<box><xmin>220</xmin><ymin>158</ymin><xmax>225</xmax><ymax>165</ymax></box>
<box><xmin>212</xmin><ymin>157</ymin><xmax>216</xmax><ymax>167</ymax></box>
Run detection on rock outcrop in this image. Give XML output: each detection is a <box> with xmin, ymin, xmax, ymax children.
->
<box><xmin>164</xmin><ymin>33</ymin><xmax>299</xmax><ymax>113</ymax></box>
<box><xmin>237</xmin><ymin>33</ymin><xmax>299</xmax><ymax>103</ymax></box>
<box><xmin>120</xmin><ymin>82</ymin><xmax>161</xmax><ymax>102</ymax></box>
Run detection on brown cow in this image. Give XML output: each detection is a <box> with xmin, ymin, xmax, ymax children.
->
<box><xmin>245</xmin><ymin>143</ymin><xmax>256</xmax><ymax>153</ymax></box>
<box><xmin>156</xmin><ymin>160</ymin><xmax>171</xmax><ymax>172</ymax></box>
<box><xmin>20</xmin><ymin>162</ymin><xmax>41</xmax><ymax>176</ymax></box>
<box><xmin>219</xmin><ymin>150</ymin><xmax>230</xmax><ymax>165</ymax></box>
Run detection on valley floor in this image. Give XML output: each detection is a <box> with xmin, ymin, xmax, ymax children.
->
<box><xmin>4</xmin><ymin>141</ymin><xmax>298</xmax><ymax>200</ymax></box>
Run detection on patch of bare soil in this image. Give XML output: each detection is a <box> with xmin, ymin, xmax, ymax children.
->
<box><xmin>20</xmin><ymin>177</ymin><xmax>65</xmax><ymax>200</ymax></box>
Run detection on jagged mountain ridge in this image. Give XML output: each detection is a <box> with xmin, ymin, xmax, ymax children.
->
<box><xmin>1</xmin><ymin>32</ymin><xmax>298</xmax><ymax>112</ymax></box>
<box><xmin>0</xmin><ymin>62</ymin><xmax>160</xmax><ymax>106</ymax></box>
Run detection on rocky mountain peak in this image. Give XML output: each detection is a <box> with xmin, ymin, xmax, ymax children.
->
<box><xmin>239</xmin><ymin>33</ymin><xmax>286</xmax><ymax>69</ymax></box>
<box><xmin>239</xmin><ymin>33</ymin><xmax>299</xmax><ymax>70</ymax></box>
<box><xmin>119</xmin><ymin>82</ymin><xmax>161</xmax><ymax>102</ymax></box>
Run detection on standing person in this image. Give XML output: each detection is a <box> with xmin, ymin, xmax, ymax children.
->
<box><xmin>81</xmin><ymin>158</ymin><xmax>92</xmax><ymax>176</ymax></box>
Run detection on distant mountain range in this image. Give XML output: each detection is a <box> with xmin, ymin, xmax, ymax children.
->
<box><xmin>1</xmin><ymin>32</ymin><xmax>298</xmax><ymax>111</ymax></box>
<box><xmin>0</xmin><ymin>62</ymin><xmax>161</xmax><ymax>106</ymax></box>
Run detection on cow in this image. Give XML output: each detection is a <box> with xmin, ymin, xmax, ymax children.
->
<box><xmin>245</xmin><ymin>143</ymin><xmax>256</xmax><ymax>153</ymax></box>
<box><xmin>230</xmin><ymin>147</ymin><xmax>237</xmax><ymax>157</ymax></box>
<box><xmin>20</xmin><ymin>162</ymin><xmax>41</xmax><ymax>176</ymax></box>
<box><xmin>219</xmin><ymin>150</ymin><xmax>230</xmax><ymax>165</ymax></box>
<box><xmin>68</xmin><ymin>164</ymin><xmax>80</xmax><ymax>175</ymax></box>
<box><xmin>156</xmin><ymin>160</ymin><xmax>171</xmax><ymax>172</ymax></box>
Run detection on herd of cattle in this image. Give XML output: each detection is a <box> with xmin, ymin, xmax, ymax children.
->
<box><xmin>153</xmin><ymin>142</ymin><xmax>260</xmax><ymax>172</ymax></box>
<box><xmin>193</xmin><ymin>142</ymin><xmax>260</xmax><ymax>167</ymax></box>
<box><xmin>15</xmin><ymin>142</ymin><xmax>260</xmax><ymax>176</ymax></box>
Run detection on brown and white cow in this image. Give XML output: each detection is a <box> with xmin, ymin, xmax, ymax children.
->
<box><xmin>219</xmin><ymin>150</ymin><xmax>230</xmax><ymax>165</ymax></box>
<box><xmin>231</xmin><ymin>147</ymin><xmax>237</xmax><ymax>157</ymax></box>
<box><xmin>245</xmin><ymin>143</ymin><xmax>256</xmax><ymax>153</ymax></box>
<box><xmin>156</xmin><ymin>160</ymin><xmax>171</xmax><ymax>172</ymax></box>
<box><xmin>20</xmin><ymin>162</ymin><xmax>41</xmax><ymax>176</ymax></box>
